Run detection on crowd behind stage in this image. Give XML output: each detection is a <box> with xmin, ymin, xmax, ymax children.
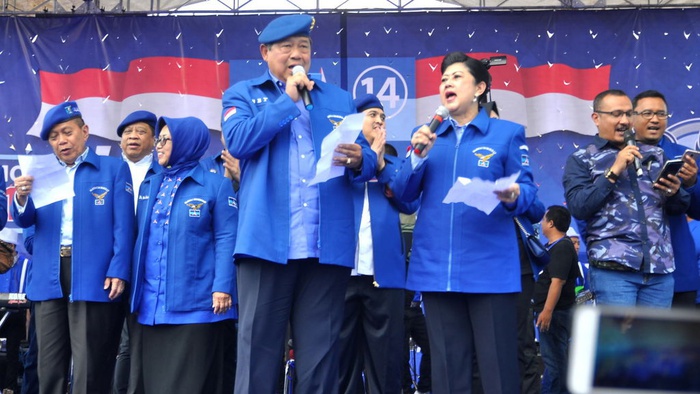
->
<box><xmin>1</xmin><ymin>12</ymin><xmax>699</xmax><ymax>394</ymax></box>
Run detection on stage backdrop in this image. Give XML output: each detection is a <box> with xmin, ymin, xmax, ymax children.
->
<box><xmin>1</xmin><ymin>9</ymin><xmax>700</xmax><ymax>224</ymax></box>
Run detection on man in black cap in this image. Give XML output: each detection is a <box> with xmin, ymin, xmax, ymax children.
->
<box><xmin>12</xmin><ymin>101</ymin><xmax>135</xmax><ymax>394</ymax></box>
<box><xmin>221</xmin><ymin>13</ymin><xmax>377</xmax><ymax>393</ymax></box>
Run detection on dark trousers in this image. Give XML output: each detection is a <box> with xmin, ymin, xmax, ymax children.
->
<box><xmin>112</xmin><ymin>312</ymin><xmax>143</xmax><ymax>394</ymax></box>
<box><xmin>672</xmin><ymin>291</ymin><xmax>697</xmax><ymax>307</ymax></box>
<box><xmin>34</xmin><ymin>255</ymin><xmax>124</xmax><ymax>394</ymax></box>
<box><xmin>140</xmin><ymin>321</ymin><xmax>225</xmax><ymax>394</ymax></box>
<box><xmin>338</xmin><ymin>275</ymin><xmax>404</xmax><ymax>394</ymax></box>
<box><xmin>21</xmin><ymin>304</ymin><xmax>38</xmax><ymax>394</ymax></box>
<box><xmin>0</xmin><ymin>310</ymin><xmax>26</xmax><ymax>392</ymax></box>
<box><xmin>34</xmin><ymin>299</ymin><xmax>123</xmax><ymax>394</ymax></box>
<box><xmin>402</xmin><ymin>294</ymin><xmax>431</xmax><ymax>393</ymax></box>
<box><xmin>517</xmin><ymin>274</ymin><xmax>541</xmax><ymax>394</ymax></box>
<box><xmin>423</xmin><ymin>292</ymin><xmax>519</xmax><ymax>394</ymax></box>
<box><xmin>221</xmin><ymin>318</ymin><xmax>238</xmax><ymax>394</ymax></box>
<box><xmin>235</xmin><ymin>258</ymin><xmax>350</xmax><ymax>394</ymax></box>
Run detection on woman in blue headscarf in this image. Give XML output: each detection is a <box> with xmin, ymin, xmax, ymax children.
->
<box><xmin>130</xmin><ymin>116</ymin><xmax>238</xmax><ymax>393</ymax></box>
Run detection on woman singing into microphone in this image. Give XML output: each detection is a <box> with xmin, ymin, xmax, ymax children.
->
<box><xmin>391</xmin><ymin>51</ymin><xmax>538</xmax><ymax>394</ymax></box>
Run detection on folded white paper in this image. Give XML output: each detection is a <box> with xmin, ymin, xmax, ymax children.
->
<box><xmin>17</xmin><ymin>154</ymin><xmax>74</xmax><ymax>209</ymax></box>
<box><xmin>443</xmin><ymin>171</ymin><xmax>521</xmax><ymax>215</ymax></box>
<box><xmin>309</xmin><ymin>113</ymin><xmax>364</xmax><ymax>185</ymax></box>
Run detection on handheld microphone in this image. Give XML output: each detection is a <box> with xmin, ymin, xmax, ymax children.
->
<box><xmin>292</xmin><ymin>65</ymin><xmax>313</xmax><ymax>111</ymax></box>
<box><xmin>414</xmin><ymin>106</ymin><xmax>449</xmax><ymax>155</ymax></box>
<box><xmin>624</xmin><ymin>129</ymin><xmax>643</xmax><ymax>176</ymax></box>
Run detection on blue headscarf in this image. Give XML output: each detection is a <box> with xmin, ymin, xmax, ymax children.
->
<box><xmin>156</xmin><ymin>116</ymin><xmax>210</xmax><ymax>175</ymax></box>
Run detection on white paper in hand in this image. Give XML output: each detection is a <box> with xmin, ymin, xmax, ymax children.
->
<box><xmin>17</xmin><ymin>154</ymin><xmax>74</xmax><ymax>208</ymax></box>
<box><xmin>442</xmin><ymin>171</ymin><xmax>521</xmax><ymax>215</ymax></box>
<box><xmin>309</xmin><ymin>113</ymin><xmax>364</xmax><ymax>185</ymax></box>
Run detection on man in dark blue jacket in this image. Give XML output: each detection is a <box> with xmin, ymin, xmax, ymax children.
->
<box><xmin>338</xmin><ymin>94</ymin><xmax>420</xmax><ymax>394</ymax></box>
<box><xmin>12</xmin><ymin>101</ymin><xmax>135</xmax><ymax>394</ymax></box>
<box><xmin>631</xmin><ymin>90</ymin><xmax>700</xmax><ymax>307</ymax></box>
<box><xmin>221</xmin><ymin>14</ymin><xmax>376</xmax><ymax>393</ymax></box>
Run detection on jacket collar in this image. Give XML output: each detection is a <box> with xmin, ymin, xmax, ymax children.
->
<box><xmin>251</xmin><ymin>70</ymin><xmax>324</xmax><ymax>93</ymax></box>
<box><xmin>437</xmin><ymin>107</ymin><xmax>491</xmax><ymax>137</ymax></box>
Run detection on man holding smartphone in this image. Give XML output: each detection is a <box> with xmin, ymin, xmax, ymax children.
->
<box><xmin>563</xmin><ymin>89</ymin><xmax>690</xmax><ymax>308</ymax></box>
<box><xmin>632</xmin><ymin>90</ymin><xmax>700</xmax><ymax>307</ymax></box>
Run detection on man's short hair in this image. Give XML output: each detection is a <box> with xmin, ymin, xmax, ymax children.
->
<box><xmin>592</xmin><ymin>89</ymin><xmax>627</xmax><ymax>112</ymax></box>
<box><xmin>632</xmin><ymin>90</ymin><xmax>668</xmax><ymax>110</ymax></box>
<box><xmin>545</xmin><ymin>205</ymin><xmax>572</xmax><ymax>233</ymax></box>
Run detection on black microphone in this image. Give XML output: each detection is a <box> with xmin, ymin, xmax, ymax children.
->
<box><xmin>414</xmin><ymin>106</ymin><xmax>449</xmax><ymax>155</ymax></box>
<box><xmin>292</xmin><ymin>65</ymin><xmax>313</xmax><ymax>111</ymax></box>
<box><xmin>624</xmin><ymin>129</ymin><xmax>643</xmax><ymax>176</ymax></box>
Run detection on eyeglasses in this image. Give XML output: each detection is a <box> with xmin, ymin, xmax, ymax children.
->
<box><xmin>633</xmin><ymin>110</ymin><xmax>670</xmax><ymax>120</ymax></box>
<box><xmin>595</xmin><ymin>110</ymin><xmax>633</xmax><ymax>118</ymax></box>
<box><xmin>155</xmin><ymin>137</ymin><xmax>171</xmax><ymax>147</ymax></box>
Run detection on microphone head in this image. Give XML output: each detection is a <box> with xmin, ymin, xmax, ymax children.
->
<box><xmin>623</xmin><ymin>128</ymin><xmax>635</xmax><ymax>144</ymax></box>
<box><xmin>292</xmin><ymin>65</ymin><xmax>306</xmax><ymax>76</ymax></box>
<box><xmin>436</xmin><ymin>105</ymin><xmax>449</xmax><ymax>118</ymax></box>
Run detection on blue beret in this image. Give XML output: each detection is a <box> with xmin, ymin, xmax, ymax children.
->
<box><xmin>354</xmin><ymin>94</ymin><xmax>384</xmax><ymax>113</ymax></box>
<box><xmin>258</xmin><ymin>15</ymin><xmax>315</xmax><ymax>44</ymax></box>
<box><xmin>40</xmin><ymin>101</ymin><xmax>82</xmax><ymax>140</ymax></box>
<box><xmin>117</xmin><ymin>110</ymin><xmax>157</xmax><ymax>137</ymax></box>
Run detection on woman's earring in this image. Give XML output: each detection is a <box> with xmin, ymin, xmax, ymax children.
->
<box><xmin>473</xmin><ymin>95</ymin><xmax>478</xmax><ymax>102</ymax></box>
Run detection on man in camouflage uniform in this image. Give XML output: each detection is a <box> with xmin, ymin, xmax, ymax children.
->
<box><xmin>562</xmin><ymin>89</ymin><xmax>690</xmax><ymax>308</ymax></box>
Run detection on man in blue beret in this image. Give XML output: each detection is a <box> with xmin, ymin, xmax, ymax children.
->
<box><xmin>12</xmin><ymin>101</ymin><xmax>135</xmax><ymax>394</ymax></box>
<box><xmin>221</xmin><ymin>13</ymin><xmax>378</xmax><ymax>393</ymax></box>
<box><xmin>117</xmin><ymin>110</ymin><xmax>160</xmax><ymax>209</ymax></box>
<box><xmin>113</xmin><ymin>110</ymin><xmax>160</xmax><ymax>394</ymax></box>
<box><xmin>338</xmin><ymin>94</ymin><xmax>419</xmax><ymax>394</ymax></box>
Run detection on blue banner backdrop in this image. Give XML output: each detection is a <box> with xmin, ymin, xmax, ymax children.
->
<box><xmin>1</xmin><ymin>10</ymin><xmax>699</xmax><ymax>223</ymax></box>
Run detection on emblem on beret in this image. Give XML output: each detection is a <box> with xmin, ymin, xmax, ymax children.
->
<box><xmin>310</xmin><ymin>17</ymin><xmax>315</xmax><ymax>32</ymax></box>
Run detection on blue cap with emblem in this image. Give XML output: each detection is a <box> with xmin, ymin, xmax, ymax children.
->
<box><xmin>40</xmin><ymin>101</ymin><xmax>82</xmax><ymax>141</ymax></box>
<box><xmin>117</xmin><ymin>110</ymin><xmax>157</xmax><ymax>137</ymax></box>
<box><xmin>354</xmin><ymin>94</ymin><xmax>384</xmax><ymax>113</ymax></box>
<box><xmin>258</xmin><ymin>14</ymin><xmax>315</xmax><ymax>45</ymax></box>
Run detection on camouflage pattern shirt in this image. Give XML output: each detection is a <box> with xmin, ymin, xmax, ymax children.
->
<box><xmin>563</xmin><ymin>135</ymin><xmax>691</xmax><ymax>274</ymax></box>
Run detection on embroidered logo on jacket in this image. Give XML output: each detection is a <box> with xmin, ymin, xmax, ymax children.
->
<box><xmin>473</xmin><ymin>147</ymin><xmax>496</xmax><ymax>168</ymax></box>
<box><xmin>90</xmin><ymin>186</ymin><xmax>110</xmax><ymax>206</ymax></box>
<box><xmin>184</xmin><ymin>198</ymin><xmax>206</xmax><ymax>218</ymax></box>
<box><xmin>327</xmin><ymin>115</ymin><xmax>345</xmax><ymax>129</ymax></box>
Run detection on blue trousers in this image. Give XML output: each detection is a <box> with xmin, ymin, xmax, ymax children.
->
<box><xmin>537</xmin><ymin>308</ymin><xmax>573</xmax><ymax>394</ymax></box>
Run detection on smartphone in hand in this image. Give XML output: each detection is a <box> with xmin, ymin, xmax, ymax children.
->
<box><xmin>654</xmin><ymin>159</ymin><xmax>683</xmax><ymax>184</ymax></box>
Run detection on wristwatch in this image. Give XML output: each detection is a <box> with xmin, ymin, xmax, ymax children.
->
<box><xmin>604</xmin><ymin>168</ymin><xmax>619</xmax><ymax>182</ymax></box>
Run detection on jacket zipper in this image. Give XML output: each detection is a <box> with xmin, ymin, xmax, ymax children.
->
<box><xmin>447</xmin><ymin>136</ymin><xmax>460</xmax><ymax>291</ymax></box>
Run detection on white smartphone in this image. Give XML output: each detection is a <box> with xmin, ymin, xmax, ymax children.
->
<box><xmin>568</xmin><ymin>305</ymin><xmax>700</xmax><ymax>394</ymax></box>
<box><xmin>683</xmin><ymin>149</ymin><xmax>700</xmax><ymax>162</ymax></box>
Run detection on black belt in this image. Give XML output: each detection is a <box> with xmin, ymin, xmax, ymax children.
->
<box><xmin>590</xmin><ymin>259</ymin><xmax>637</xmax><ymax>272</ymax></box>
<box><xmin>59</xmin><ymin>245</ymin><xmax>72</xmax><ymax>258</ymax></box>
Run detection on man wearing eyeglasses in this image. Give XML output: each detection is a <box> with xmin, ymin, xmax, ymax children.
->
<box><xmin>563</xmin><ymin>89</ymin><xmax>690</xmax><ymax>308</ymax></box>
<box><xmin>221</xmin><ymin>14</ymin><xmax>377</xmax><ymax>393</ymax></box>
<box><xmin>631</xmin><ymin>90</ymin><xmax>700</xmax><ymax>308</ymax></box>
